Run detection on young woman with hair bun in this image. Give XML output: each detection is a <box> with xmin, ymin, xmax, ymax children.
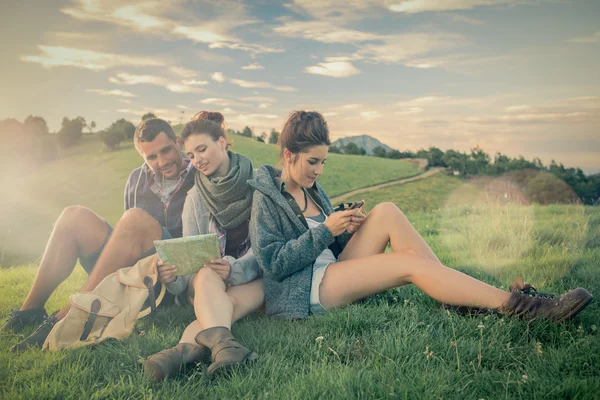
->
<box><xmin>143</xmin><ymin>111</ymin><xmax>263</xmax><ymax>381</ymax></box>
<box><xmin>248</xmin><ymin>110</ymin><xmax>593</xmax><ymax>322</ymax></box>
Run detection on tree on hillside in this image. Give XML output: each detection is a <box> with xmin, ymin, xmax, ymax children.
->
<box><xmin>88</xmin><ymin>121</ymin><xmax>96</xmax><ymax>134</ymax></box>
<box><xmin>100</xmin><ymin>129</ymin><xmax>126</xmax><ymax>151</ymax></box>
<box><xmin>329</xmin><ymin>145</ymin><xmax>341</xmax><ymax>154</ymax></box>
<box><xmin>442</xmin><ymin>149</ymin><xmax>467</xmax><ymax>173</ymax></box>
<box><xmin>373</xmin><ymin>146</ymin><xmax>387</xmax><ymax>158</ymax></box>
<box><xmin>343</xmin><ymin>142</ymin><xmax>366</xmax><ymax>155</ymax></box>
<box><xmin>142</xmin><ymin>112</ymin><xmax>157</xmax><ymax>121</ymax></box>
<box><xmin>0</xmin><ymin>118</ymin><xmax>23</xmax><ymax>138</ymax></box>
<box><xmin>269</xmin><ymin>129</ymin><xmax>279</xmax><ymax>144</ymax></box>
<box><xmin>107</xmin><ymin>118</ymin><xmax>136</xmax><ymax>140</ymax></box>
<box><xmin>23</xmin><ymin>115</ymin><xmax>49</xmax><ymax>136</ymax></box>
<box><xmin>428</xmin><ymin>146</ymin><xmax>445</xmax><ymax>167</ymax></box>
<box><xmin>57</xmin><ymin>116</ymin><xmax>85</xmax><ymax>148</ymax></box>
<box><xmin>242</xmin><ymin>126</ymin><xmax>253</xmax><ymax>138</ymax></box>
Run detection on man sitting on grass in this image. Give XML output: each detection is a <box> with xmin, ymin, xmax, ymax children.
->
<box><xmin>2</xmin><ymin>118</ymin><xmax>195</xmax><ymax>351</ymax></box>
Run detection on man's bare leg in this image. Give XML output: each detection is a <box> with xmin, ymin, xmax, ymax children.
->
<box><xmin>20</xmin><ymin>206</ymin><xmax>109</xmax><ymax>311</ymax></box>
<box><xmin>55</xmin><ymin>207</ymin><xmax>163</xmax><ymax>319</ymax></box>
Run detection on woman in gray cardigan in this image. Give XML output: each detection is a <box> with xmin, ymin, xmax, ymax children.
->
<box><xmin>249</xmin><ymin>111</ymin><xmax>592</xmax><ymax>322</ymax></box>
<box><xmin>144</xmin><ymin>112</ymin><xmax>263</xmax><ymax>381</ymax></box>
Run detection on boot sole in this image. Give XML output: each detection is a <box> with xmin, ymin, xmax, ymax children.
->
<box><xmin>556</xmin><ymin>294</ymin><xmax>594</xmax><ymax>323</ymax></box>
<box><xmin>206</xmin><ymin>351</ymin><xmax>258</xmax><ymax>379</ymax></box>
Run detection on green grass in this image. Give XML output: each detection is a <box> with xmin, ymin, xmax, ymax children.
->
<box><xmin>0</xmin><ymin>134</ymin><xmax>418</xmax><ymax>266</ymax></box>
<box><xmin>1</xmin><ymin>174</ymin><xmax>599</xmax><ymax>398</ymax></box>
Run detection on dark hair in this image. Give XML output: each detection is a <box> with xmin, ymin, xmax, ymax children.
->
<box><xmin>134</xmin><ymin>118</ymin><xmax>177</xmax><ymax>150</ymax></box>
<box><xmin>180</xmin><ymin>111</ymin><xmax>229</xmax><ymax>146</ymax></box>
<box><xmin>279</xmin><ymin>111</ymin><xmax>331</xmax><ymax>159</ymax></box>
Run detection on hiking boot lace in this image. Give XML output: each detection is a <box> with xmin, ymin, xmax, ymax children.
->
<box><xmin>519</xmin><ymin>285</ymin><xmax>555</xmax><ymax>299</ymax></box>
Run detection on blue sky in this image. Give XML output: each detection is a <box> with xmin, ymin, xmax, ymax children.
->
<box><xmin>0</xmin><ymin>0</ymin><xmax>598</xmax><ymax>172</ymax></box>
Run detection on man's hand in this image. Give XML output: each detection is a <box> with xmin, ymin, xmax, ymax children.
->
<box><xmin>156</xmin><ymin>256</ymin><xmax>177</xmax><ymax>283</ymax></box>
<box><xmin>204</xmin><ymin>258</ymin><xmax>231</xmax><ymax>281</ymax></box>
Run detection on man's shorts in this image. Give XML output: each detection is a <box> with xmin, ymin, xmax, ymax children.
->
<box><xmin>79</xmin><ymin>221</ymin><xmax>172</xmax><ymax>274</ymax></box>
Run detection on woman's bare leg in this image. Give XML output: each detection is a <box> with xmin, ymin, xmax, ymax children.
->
<box><xmin>340</xmin><ymin>202</ymin><xmax>441</xmax><ymax>264</ymax></box>
<box><xmin>320</xmin><ymin>202</ymin><xmax>509</xmax><ymax>310</ymax></box>
<box><xmin>179</xmin><ymin>275</ymin><xmax>264</xmax><ymax>344</ymax></box>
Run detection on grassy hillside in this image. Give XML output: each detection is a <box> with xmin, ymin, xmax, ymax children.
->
<box><xmin>1</xmin><ymin>174</ymin><xmax>598</xmax><ymax>398</ymax></box>
<box><xmin>0</xmin><ymin>134</ymin><xmax>418</xmax><ymax>266</ymax></box>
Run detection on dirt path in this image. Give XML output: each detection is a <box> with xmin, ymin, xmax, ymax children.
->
<box><xmin>331</xmin><ymin>168</ymin><xmax>443</xmax><ymax>204</ymax></box>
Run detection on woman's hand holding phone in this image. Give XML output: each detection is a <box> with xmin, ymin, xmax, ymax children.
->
<box><xmin>347</xmin><ymin>200</ymin><xmax>366</xmax><ymax>233</ymax></box>
<box><xmin>325</xmin><ymin>208</ymin><xmax>359</xmax><ymax>236</ymax></box>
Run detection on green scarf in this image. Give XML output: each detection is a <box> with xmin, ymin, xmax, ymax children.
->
<box><xmin>194</xmin><ymin>151</ymin><xmax>254</xmax><ymax>229</ymax></box>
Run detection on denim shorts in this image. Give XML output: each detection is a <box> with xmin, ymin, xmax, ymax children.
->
<box><xmin>309</xmin><ymin>261</ymin><xmax>335</xmax><ymax>316</ymax></box>
<box><xmin>79</xmin><ymin>222</ymin><xmax>172</xmax><ymax>274</ymax></box>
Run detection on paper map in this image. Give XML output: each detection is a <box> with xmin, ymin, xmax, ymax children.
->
<box><xmin>154</xmin><ymin>234</ymin><xmax>221</xmax><ymax>276</ymax></box>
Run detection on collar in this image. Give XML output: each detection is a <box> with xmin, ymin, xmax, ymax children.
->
<box><xmin>275</xmin><ymin>175</ymin><xmax>318</xmax><ymax>194</ymax></box>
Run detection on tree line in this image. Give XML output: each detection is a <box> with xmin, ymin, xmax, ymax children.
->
<box><xmin>332</xmin><ymin>143</ymin><xmax>600</xmax><ymax>205</ymax></box>
<box><xmin>2</xmin><ymin>114</ymin><xmax>597</xmax><ymax>205</ymax></box>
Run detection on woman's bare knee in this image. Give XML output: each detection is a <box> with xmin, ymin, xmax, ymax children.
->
<box><xmin>193</xmin><ymin>267</ymin><xmax>225</xmax><ymax>292</ymax></box>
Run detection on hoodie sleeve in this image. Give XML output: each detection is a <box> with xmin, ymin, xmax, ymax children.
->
<box><xmin>222</xmin><ymin>247</ymin><xmax>262</xmax><ymax>286</ymax></box>
<box><xmin>250</xmin><ymin>192</ymin><xmax>335</xmax><ymax>282</ymax></box>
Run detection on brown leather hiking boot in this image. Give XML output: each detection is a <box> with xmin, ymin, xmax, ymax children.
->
<box><xmin>143</xmin><ymin>342</ymin><xmax>210</xmax><ymax>382</ymax></box>
<box><xmin>499</xmin><ymin>278</ymin><xmax>593</xmax><ymax>323</ymax></box>
<box><xmin>195</xmin><ymin>326</ymin><xmax>257</xmax><ymax>379</ymax></box>
<box><xmin>442</xmin><ymin>277</ymin><xmax>533</xmax><ymax>316</ymax></box>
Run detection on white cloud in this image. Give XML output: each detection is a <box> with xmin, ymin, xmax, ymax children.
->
<box><xmin>21</xmin><ymin>46</ymin><xmax>164</xmax><ymax>71</ymax></box>
<box><xmin>258</xmin><ymin>103</ymin><xmax>270</xmax><ymax>109</ymax></box>
<box><xmin>109</xmin><ymin>72</ymin><xmax>205</xmax><ymax>93</ymax></box>
<box><xmin>564</xmin><ymin>96</ymin><xmax>600</xmax><ymax>103</ymax></box>
<box><xmin>394</xmin><ymin>107</ymin><xmax>423</xmax><ymax>115</ymax></box>
<box><xmin>505</xmin><ymin>105</ymin><xmax>532</xmax><ymax>112</ymax></box>
<box><xmin>242</xmin><ymin>62</ymin><xmax>265</xmax><ymax>70</ymax></box>
<box><xmin>182</xmin><ymin>79</ymin><xmax>209</xmax><ymax>86</ymax></box>
<box><xmin>242</xmin><ymin>96</ymin><xmax>277</xmax><ymax>102</ymax></box>
<box><xmin>273</xmin><ymin>19</ymin><xmax>463</xmax><ymax>66</ymax></box>
<box><xmin>177</xmin><ymin>105</ymin><xmax>189</xmax><ymax>109</ymax></box>
<box><xmin>448</xmin><ymin>13</ymin><xmax>484</xmax><ymax>25</ymax></box>
<box><xmin>274</xmin><ymin>20</ymin><xmax>381</xmax><ymax>44</ymax></box>
<box><xmin>174</xmin><ymin>25</ymin><xmax>283</xmax><ymax>54</ymax></box>
<box><xmin>305</xmin><ymin>61</ymin><xmax>361</xmax><ymax>78</ymax></box>
<box><xmin>200</xmin><ymin>98</ymin><xmax>231</xmax><ymax>106</ymax></box>
<box><xmin>170</xmin><ymin>66</ymin><xmax>197</xmax><ymax>78</ymax></box>
<box><xmin>117</xmin><ymin>99</ymin><xmax>132</xmax><ymax>104</ymax></box>
<box><xmin>387</xmin><ymin>0</ymin><xmax>524</xmax><ymax>14</ymax></box>
<box><xmin>62</xmin><ymin>1</ymin><xmax>283</xmax><ymax>54</ymax></box>
<box><xmin>61</xmin><ymin>1</ymin><xmax>173</xmax><ymax>31</ymax></box>
<box><xmin>360</xmin><ymin>111</ymin><xmax>383</xmax><ymax>120</ymax></box>
<box><xmin>211</xmin><ymin>72</ymin><xmax>226</xmax><ymax>83</ymax></box>
<box><xmin>355</xmin><ymin>33</ymin><xmax>463</xmax><ymax>64</ymax></box>
<box><xmin>229</xmin><ymin>78</ymin><xmax>297</xmax><ymax>92</ymax></box>
<box><xmin>86</xmin><ymin>88</ymin><xmax>138</xmax><ymax>97</ymax></box>
<box><xmin>566</xmin><ymin>32</ymin><xmax>600</xmax><ymax>43</ymax></box>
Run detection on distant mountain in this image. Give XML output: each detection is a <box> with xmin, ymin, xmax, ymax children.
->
<box><xmin>332</xmin><ymin>135</ymin><xmax>396</xmax><ymax>156</ymax></box>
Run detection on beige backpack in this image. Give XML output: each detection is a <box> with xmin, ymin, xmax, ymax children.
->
<box><xmin>43</xmin><ymin>254</ymin><xmax>166</xmax><ymax>352</ymax></box>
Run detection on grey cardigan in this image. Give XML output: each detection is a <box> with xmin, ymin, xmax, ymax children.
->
<box><xmin>165</xmin><ymin>184</ymin><xmax>261</xmax><ymax>295</ymax></box>
<box><xmin>249</xmin><ymin>165</ymin><xmax>352</xmax><ymax>319</ymax></box>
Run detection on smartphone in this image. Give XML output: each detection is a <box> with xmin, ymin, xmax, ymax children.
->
<box><xmin>348</xmin><ymin>201</ymin><xmax>364</xmax><ymax>210</ymax></box>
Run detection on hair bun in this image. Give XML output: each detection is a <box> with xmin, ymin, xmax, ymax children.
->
<box><xmin>193</xmin><ymin>111</ymin><xmax>225</xmax><ymax>128</ymax></box>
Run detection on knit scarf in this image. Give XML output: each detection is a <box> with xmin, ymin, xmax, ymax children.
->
<box><xmin>194</xmin><ymin>151</ymin><xmax>254</xmax><ymax>229</ymax></box>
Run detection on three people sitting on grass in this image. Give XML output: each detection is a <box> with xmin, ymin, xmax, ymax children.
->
<box><xmin>2</xmin><ymin>110</ymin><xmax>594</xmax><ymax>380</ymax></box>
